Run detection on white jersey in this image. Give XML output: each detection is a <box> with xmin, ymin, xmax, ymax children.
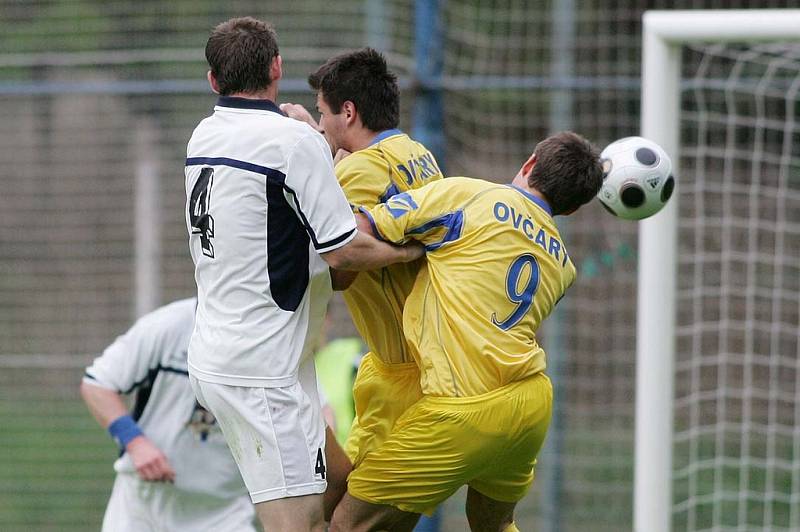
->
<box><xmin>83</xmin><ymin>298</ymin><xmax>246</xmax><ymax>500</ymax></box>
<box><xmin>185</xmin><ymin>96</ymin><xmax>357</xmax><ymax>388</ymax></box>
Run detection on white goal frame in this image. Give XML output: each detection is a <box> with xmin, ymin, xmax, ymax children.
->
<box><xmin>636</xmin><ymin>9</ymin><xmax>800</xmax><ymax>532</ymax></box>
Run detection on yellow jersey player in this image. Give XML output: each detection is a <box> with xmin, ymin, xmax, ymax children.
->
<box><xmin>281</xmin><ymin>47</ymin><xmax>443</xmax><ymax>520</ymax></box>
<box><xmin>331</xmin><ymin>132</ymin><xmax>605</xmax><ymax>532</ymax></box>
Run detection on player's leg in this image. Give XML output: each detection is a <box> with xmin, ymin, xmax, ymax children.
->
<box><xmin>330</xmin><ymin>493</ymin><xmax>420</xmax><ymax>532</ymax></box>
<box><xmin>164</xmin><ymin>486</ymin><xmax>258</xmax><ymax>532</ymax></box>
<box><xmin>465</xmin><ymin>487</ymin><xmax>517</xmax><ymax>532</ymax></box>
<box><xmin>466</xmin><ymin>372</ymin><xmax>554</xmax><ymax>532</ymax></box>
<box><xmin>255</xmin><ymin>493</ymin><xmax>325</xmax><ymax>531</ymax></box>
<box><xmin>332</xmin><ymin>394</ymin><xmax>476</xmax><ymax>531</ymax></box>
<box><xmin>190</xmin><ymin>366</ymin><xmax>328</xmax><ymax>532</ymax></box>
<box><xmin>344</xmin><ymin>353</ymin><xmax>421</xmax><ymax>466</ymax></box>
<box><xmin>324</xmin><ymin>425</ymin><xmax>353</xmax><ymax>521</ymax></box>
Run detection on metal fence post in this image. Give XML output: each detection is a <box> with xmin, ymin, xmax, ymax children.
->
<box><xmin>412</xmin><ymin>0</ymin><xmax>445</xmax><ymax>170</ymax></box>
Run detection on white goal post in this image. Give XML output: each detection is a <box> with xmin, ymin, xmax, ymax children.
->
<box><xmin>637</xmin><ymin>9</ymin><xmax>800</xmax><ymax>532</ymax></box>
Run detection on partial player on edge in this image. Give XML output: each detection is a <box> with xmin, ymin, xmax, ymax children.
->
<box><xmin>81</xmin><ymin>298</ymin><xmax>257</xmax><ymax>532</ymax></box>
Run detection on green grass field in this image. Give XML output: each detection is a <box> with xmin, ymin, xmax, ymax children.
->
<box><xmin>2</xmin><ymin>395</ymin><xmax>793</xmax><ymax>531</ymax></box>
<box><xmin>0</xmin><ymin>398</ymin><xmax>115</xmax><ymax>531</ymax></box>
<box><xmin>0</xmin><ymin>395</ymin><xmax>626</xmax><ymax>531</ymax></box>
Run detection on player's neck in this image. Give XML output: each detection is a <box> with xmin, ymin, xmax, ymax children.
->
<box><xmin>511</xmin><ymin>173</ymin><xmax>532</xmax><ymax>193</ymax></box>
<box><xmin>511</xmin><ymin>174</ymin><xmax>550</xmax><ymax>205</ymax></box>
<box><xmin>346</xmin><ymin>128</ymin><xmax>380</xmax><ymax>153</ymax></box>
<box><xmin>226</xmin><ymin>86</ymin><xmax>278</xmax><ymax>103</ymax></box>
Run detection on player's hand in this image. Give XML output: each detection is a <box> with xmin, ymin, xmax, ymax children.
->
<box><xmin>354</xmin><ymin>212</ymin><xmax>373</xmax><ymax>236</ymax></box>
<box><xmin>279</xmin><ymin>103</ymin><xmax>322</xmax><ymax>132</ymax></box>
<box><xmin>403</xmin><ymin>241</ymin><xmax>426</xmax><ymax>262</ymax></box>
<box><xmin>126</xmin><ymin>435</ymin><xmax>176</xmax><ymax>483</ymax></box>
<box><xmin>333</xmin><ymin>149</ymin><xmax>351</xmax><ymax>165</ymax></box>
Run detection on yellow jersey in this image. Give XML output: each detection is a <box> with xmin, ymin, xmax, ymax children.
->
<box><xmin>365</xmin><ymin>177</ymin><xmax>576</xmax><ymax>396</ymax></box>
<box><xmin>337</xmin><ymin>129</ymin><xmax>443</xmax><ymax>364</ymax></box>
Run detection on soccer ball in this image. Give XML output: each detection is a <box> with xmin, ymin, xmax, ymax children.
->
<box><xmin>596</xmin><ymin>136</ymin><xmax>675</xmax><ymax>220</ymax></box>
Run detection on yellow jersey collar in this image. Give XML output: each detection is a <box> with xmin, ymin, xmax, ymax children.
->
<box><xmin>509</xmin><ymin>185</ymin><xmax>552</xmax><ymax>216</ymax></box>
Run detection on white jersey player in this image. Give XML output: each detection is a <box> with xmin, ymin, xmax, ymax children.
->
<box><xmin>185</xmin><ymin>17</ymin><xmax>422</xmax><ymax>532</ymax></box>
<box><xmin>81</xmin><ymin>298</ymin><xmax>257</xmax><ymax>532</ymax></box>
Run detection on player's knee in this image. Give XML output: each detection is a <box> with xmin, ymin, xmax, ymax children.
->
<box><xmin>256</xmin><ymin>496</ymin><xmax>325</xmax><ymax>532</ymax></box>
<box><xmin>329</xmin><ymin>498</ymin><xmax>358</xmax><ymax>532</ymax></box>
<box><xmin>329</xmin><ymin>493</ymin><xmax>391</xmax><ymax>532</ymax></box>
<box><xmin>466</xmin><ymin>511</ymin><xmax>514</xmax><ymax>532</ymax></box>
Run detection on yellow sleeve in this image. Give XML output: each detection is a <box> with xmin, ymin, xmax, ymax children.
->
<box><xmin>335</xmin><ymin>152</ymin><xmax>396</xmax><ymax>210</ymax></box>
<box><xmin>365</xmin><ymin>178</ymin><xmax>470</xmax><ymax>250</ymax></box>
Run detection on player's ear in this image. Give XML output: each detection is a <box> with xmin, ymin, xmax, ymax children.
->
<box><xmin>519</xmin><ymin>153</ymin><xmax>537</xmax><ymax>179</ymax></box>
<box><xmin>207</xmin><ymin>71</ymin><xmax>220</xmax><ymax>94</ymax></box>
<box><xmin>342</xmin><ymin>101</ymin><xmax>357</xmax><ymax>126</ymax></box>
<box><xmin>271</xmin><ymin>55</ymin><xmax>283</xmax><ymax>83</ymax></box>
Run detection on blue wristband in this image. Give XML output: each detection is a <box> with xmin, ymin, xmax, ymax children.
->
<box><xmin>108</xmin><ymin>415</ymin><xmax>143</xmax><ymax>449</ymax></box>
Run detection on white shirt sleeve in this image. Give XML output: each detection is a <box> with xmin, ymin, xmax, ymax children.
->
<box><xmin>285</xmin><ymin>132</ymin><xmax>357</xmax><ymax>253</ymax></box>
<box><xmin>83</xmin><ymin>315</ymin><xmax>165</xmax><ymax>394</ymax></box>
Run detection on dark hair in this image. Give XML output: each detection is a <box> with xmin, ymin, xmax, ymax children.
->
<box><xmin>205</xmin><ymin>17</ymin><xmax>279</xmax><ymax>96</ymax></box>
<box><xmin>528</xmin><ymin>131</ymin><xmax>604</xmax><ymax>215</ymax></box>
<box><xmin>308</xmin><ymin>48</ymin><xmax>399</xmax><ymax>132</ymax></box>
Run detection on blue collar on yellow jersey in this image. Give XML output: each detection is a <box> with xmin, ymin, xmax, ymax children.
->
<box><xmin>216</xmin><ymin>96</ymin><xmax>284</xmax><ymax>115</ymax></box>
<box><xmin>509</xmin><ymin>185</ymin><xmax>552</xmax><ymax>216</ymax></box>
<box><xmin>369</xmin><ymin>129</ymin><xmax>403</xmax><ymax>146</ymax></box>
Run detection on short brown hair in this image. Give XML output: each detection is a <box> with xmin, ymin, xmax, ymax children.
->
<box><xmin>529</xmin><ymin>131</ymin><xmax>604</xmax><ymax>215</ymax></box>
<box><xmin>308</xmin><ymin>48</ymin><xmax>399</xmax><ymax>132</ymax></box>
<box><xmin>205</xmin><ymin>17</ymin><xmax>279</xmax><ymax>96</ymax></box>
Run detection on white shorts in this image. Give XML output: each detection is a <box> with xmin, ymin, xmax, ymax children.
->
<box><xmin>189</xmin><ymin>359</ymin><xmax>327</xmax><ymax>504</ymax></box>
<box><xmin>102</xmin><ymin>473</ymin><xmax>256</xmax><ymax>532</ymax></box>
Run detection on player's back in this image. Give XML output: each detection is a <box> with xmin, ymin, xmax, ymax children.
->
<box><xmin>185</xmin><ymin>96</ymin><xmax>355</xmax><ymax>387</ymax></box>
<box><xmin>336</xmin><ymin>130</ymin><xmax>442</xmax><ymax>364</ymax></box>
<box><xmin>369</xmin><ymin>177</ymin><xmax>576</xmax><ymax>396</ymax></box>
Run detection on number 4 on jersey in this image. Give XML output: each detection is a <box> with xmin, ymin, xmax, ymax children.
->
<box><xmin>189</xmin><ymin>167</ymin><xmax>215</xmax><ymax>258</ymax></box>
<box><xmin>315</xmin><ymin>448</ymin><xmax>326</xmax><ymax>479</ymax></box>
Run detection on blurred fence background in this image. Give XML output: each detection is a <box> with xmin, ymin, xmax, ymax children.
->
<box><xmin>0</xmin><ymin>1</ymin><xmax>798</xmax><ymax>531</ymax></box>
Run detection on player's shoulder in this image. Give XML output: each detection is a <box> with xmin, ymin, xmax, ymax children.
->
<box><xmin>226</xmin><ymin>109</ymin><xmax>324</xmax><ymax>150</ymax></box>
<box><xmin>277</xmin><ymin>113</ymin><xmax>320</xmax><ymax>137</ymax></box>
<box><xmin>186</xmin><ymin>114</ymin><xmax>216</xmax><ymax>152</ymax></box>
<box><xmin>280</xmin><ymin>121</ymin><xmax>332</xmax><ymax>161</ymax></box>
<box><xmin>378</xmin><ymin>133</ymin><xmax>437</xmax><ymax>163</ymax></box>
<box><xmin>431</xmin><ymin>176</ymin><xmax>497</xmax><ymax>195</ymax></box>
<box><xmin>417</xmin><ymin>177</ymin><xmax>508</xmax><ymax>212</ymax></box>
<box><xmin>337</xmin><ymin>148</ymin><xmax>387</xmax><ymax>176</ymax></box>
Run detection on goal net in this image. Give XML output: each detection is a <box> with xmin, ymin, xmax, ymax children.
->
<box><xmin>639</xmin><ymin>10</ymin><xmax>800</xmax><ymax>531</ymax></box>
<box><xmin>674</xmin><ymin>41</ymin><xmax>800</xmax><ymax>531</ymax></box>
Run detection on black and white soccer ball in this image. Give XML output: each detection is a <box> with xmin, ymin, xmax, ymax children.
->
<box><xmin>596</xmin><ymin>136</ymin><xmax>675</xmax><ymax>220</ymax></box>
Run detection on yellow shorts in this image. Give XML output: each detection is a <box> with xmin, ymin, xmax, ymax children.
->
<box><xmin>347</xmin><ymin>372</ymin><xmax>553</xmax><ymax>515</ymax></box>
<box><xmin>344</xmin><ymin>353</ymin><xmax>422</xmax><ymax>467</ymax></box>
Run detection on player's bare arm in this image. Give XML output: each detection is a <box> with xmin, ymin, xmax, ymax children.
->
<box><xmin>328</xmin><ymin>213</ymin><xmax>377</xmax><ymax>290</ymax></box>
<box><xmin>321</xmin><ymin>230</ymin><xmax>423</xmax><ymax>271</ymax></box>
<box><xmin>80</xmin><ymin>381</ymin><xmax>176</xmax><ymax>483</ymax></box>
